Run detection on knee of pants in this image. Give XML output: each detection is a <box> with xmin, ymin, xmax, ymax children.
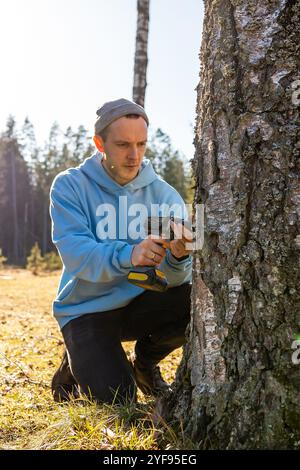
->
<box><xmin>66</xmin><ymin>345</ymin><xmax>138</xmax><ymax>405</ymax></box>
<box><xmin>149</xmin><ymin>323</ymin><xmax>189</xmax><ymax>347</ymax></box>
<box><xmin>168</xmin><ymin>283</ymin><xmax>191</xmax><ymax>318</ymax></box>
<box><xmin>79</xmin><ymin>375</ymin><xmax>137</xmax><ymax>405</ymax></box>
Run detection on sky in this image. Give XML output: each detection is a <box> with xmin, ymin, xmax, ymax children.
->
<box><xmin>0</xmin><ymin>0</ymin><xmax>204</xmax><ymax>161</ymax></box>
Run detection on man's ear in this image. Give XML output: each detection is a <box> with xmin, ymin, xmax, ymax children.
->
<box><xmin>93</xmin><ymin>135</ymin><xmax>105</xmax><ymax>153</ymax></box>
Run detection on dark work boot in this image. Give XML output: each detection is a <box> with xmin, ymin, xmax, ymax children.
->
<box><xmin>130</xmin><ymin>354</ymin><xmax>171</xmax><ymax>397</ymax></box>
<box><xmin>132</xmin><ymin>327</ymin><xmax>188</xmax><ymax>397</ymax></box>
<box><xmin>51</xmin><ymin>350</ymin><xmax>80</xmax><ymax>402</ymax></box>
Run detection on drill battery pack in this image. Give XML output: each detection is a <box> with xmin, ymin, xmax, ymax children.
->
<box><xmin>127</xmin><ymin>268</ymin><xmax>168</xmax><ymax>292</ymax></box>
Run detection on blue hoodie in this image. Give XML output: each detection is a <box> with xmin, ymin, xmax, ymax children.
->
<box><xmin>49</xmin><ymin>152</ymin><xmax>192</xmax><ymax>329</ymax></box>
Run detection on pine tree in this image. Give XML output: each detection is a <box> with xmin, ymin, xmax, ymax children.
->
<box><xmin>26</xmin><ymin>242</ymin><xmax>44</xmax><ymax>275</ymax></box>
<box><xmin>0</xmin><ymin>118</ymin><xmax>31</xmax><ymax>264</ymax></box>
<box><xmin>0</xmin><ymin>248</ymin><xmax>7</xmax><ymax>269</ymax></box>
<box><xmin>145</xmin><ymin>128</ymin><xmax>190</xmax><ymax>200</ymax></box>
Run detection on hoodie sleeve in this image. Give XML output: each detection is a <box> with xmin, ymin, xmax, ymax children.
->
<box><xmin>49</xmin><ymin>174</ymin><xmax>134</xmax><ymax>283</ymax></box>
<box><xmin>161</xmin><ymin>250</ymin><xmax>192</xmax><ymax>286</ymax></box>
<box><xmin>157</xmin><ymin>186</ymin><xmax>192</xmax><ymax>286</ymax></box>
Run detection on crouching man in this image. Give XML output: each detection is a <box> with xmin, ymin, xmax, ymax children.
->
<box><xmin>50</xmin><ymin>98</ymin><xmax>192</xmax><ymax>404</ymax></box>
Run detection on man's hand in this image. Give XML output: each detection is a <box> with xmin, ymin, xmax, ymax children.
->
<box><xmin>131</xmin><ymin>235</ymin><xmax>167</xmax><ymax>267</ymax></box>
<box><xmin>165</xmin><ymin>220</ymin><xmax>193</xmax><ymax>259</ymax></box>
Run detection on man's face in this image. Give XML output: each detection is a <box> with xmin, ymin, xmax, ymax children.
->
<box><xmin>97</xmin><ymin>116</ymin><xmax>148</xmax><ymax>186</ymax></box>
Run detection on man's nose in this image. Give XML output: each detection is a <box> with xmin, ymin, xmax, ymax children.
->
<box><xmin>128</xmin><ymin>146</ymin><xmax>139</xmax><ymax>160</ymax></box>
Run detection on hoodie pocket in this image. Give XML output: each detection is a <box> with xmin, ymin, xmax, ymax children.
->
<box><xmin>56</xmin><ymin>278</ymin><xmax>119</xmax><ymax>306</ymax></box>
<box><xmin>74</xmin><ymin>279</ymin><xmax>114</xmax><ymax>301</ymax></box>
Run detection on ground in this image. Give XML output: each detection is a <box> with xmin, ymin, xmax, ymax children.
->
<box><xmin>0</xmin><ymin>268</ymin><xmax>185</xmax><ymax>450</ymax></box>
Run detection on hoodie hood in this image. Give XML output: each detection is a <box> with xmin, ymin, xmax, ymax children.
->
<box><xmin>79</xmin><ymin>152</ymin><xmax>157</xmax><ymax>194</ymax></box>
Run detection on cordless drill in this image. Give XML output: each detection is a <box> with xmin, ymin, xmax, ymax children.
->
<box><xmin>127</xmin><ymin>216</ymin><xmax>188</xmax><ymax>292</ymax></box>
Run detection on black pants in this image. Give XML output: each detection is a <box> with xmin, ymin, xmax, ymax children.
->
<box><xmin>59</xmin><ymin>282</ymin><xmax>191</xmax><ymax>404</ymax></box>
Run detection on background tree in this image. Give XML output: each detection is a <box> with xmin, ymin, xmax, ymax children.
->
<box><xmin>0</xmin><ymin>117</ymin><xmax>31</xmax><ymax>264</ymax></box>
<box><xmin>160</xmin><ymin>0</ymin><xmax>300</xmax><ymax>449</ymax></box>
<box><xmin>0</xmin><ymin>117</ymin><xmax>94</xmax><ymax>265</ymax></box>
<box><xmin>0</xmin><ymin>249</ymin><xmax>7</xmax><ymax>269</ymax></box>
<box><xmin>132</xmin><ymin>0</ymin><xmax>194</xmax><ymax>202</ymax></box>
<box><xmin>26</xmin><ymin>242</ymin><xmax>44</xmax><ymax>275</ymax></box>
<box><xmin>20</xmin><ymin>117</ymin><xmax>41</xmax><ymax>254</ymax></box>
<box><xmin>133</xmin><ymin>0</ymin><xmax>150</xmax><ymax>106</ymax></box>
<box><xmin>145</xmin><ymin>128</ymin><xmax>192</xmax><ymax>201</ymax></box>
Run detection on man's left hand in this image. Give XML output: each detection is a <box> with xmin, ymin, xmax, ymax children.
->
<box><xmin>164</xmin><ymin>220</ymin><xmax>193</xmax><ymax>259</ymax></box>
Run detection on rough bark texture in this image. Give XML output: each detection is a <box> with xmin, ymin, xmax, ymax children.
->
<box><xmin>161</xmin><ymin>0</ymin><xmax>300</xmax><ymax>449</ymax></box>
<box><xmin>132</xmin><ymin>0</ymin><xmax>149</xmax><ymax>107</ymax></box>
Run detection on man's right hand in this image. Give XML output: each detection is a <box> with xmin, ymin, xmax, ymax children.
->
<box><xmin>131</xmin><ymin>235</ymin><xmax>167</xmax><ymax>267</ymax></box>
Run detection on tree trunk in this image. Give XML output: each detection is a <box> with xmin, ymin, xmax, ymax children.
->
<box><xmin>160</xmin><ymin>0</ymin><xmax>300</xmax><ymax>449</ymax></box>
<box><xmin>23</xmin><ymin>201</ymin><xmax>28</xmax><ymax>264</ymax></box>
<box><xmin>10</xmin><ymin>148</ymin><xmax>19</xmax><ymax>263</ymax></box>
<box><xmin>132</xmin><ymin>0</ymin><xmax>150</xmax><ymax>107</ymax></box>
<box><xmin>42</xmin><ymin>196</ymin><xmax>48</xmax><ymax>255</ymax></box>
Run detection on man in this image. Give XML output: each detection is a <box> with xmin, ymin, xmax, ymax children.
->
<box><xmin>50</xmin><ymin>98</ymin><xmax>192</xmax><ymax>405</ymax></box>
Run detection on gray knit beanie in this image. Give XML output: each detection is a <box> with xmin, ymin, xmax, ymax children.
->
<box><xmin>95</xmin><ymin>98</ymin><xmax>149</xmax><ymax>135</ymax></box>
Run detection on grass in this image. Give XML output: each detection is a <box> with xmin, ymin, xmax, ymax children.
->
<box><xmin>0</xmin><ymin>267</ymin><xmax>187</xmax><ymax>450</ymax></box>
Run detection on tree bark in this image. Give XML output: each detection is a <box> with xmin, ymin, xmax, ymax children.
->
<box><xmin>133</xmin><ymin>0</ymin><xmax>150</xmax><ymax>107</ymax></box>
<box><xmin>160</xmin><ymin>0</ymin><xmax>300</xmax><ymax>449</ymax></box>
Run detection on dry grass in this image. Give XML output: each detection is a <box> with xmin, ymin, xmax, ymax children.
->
<box><xmin>0</xmin><ymin>267</ymin><xmax>184</xmax><ymax>450</ymax></box>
